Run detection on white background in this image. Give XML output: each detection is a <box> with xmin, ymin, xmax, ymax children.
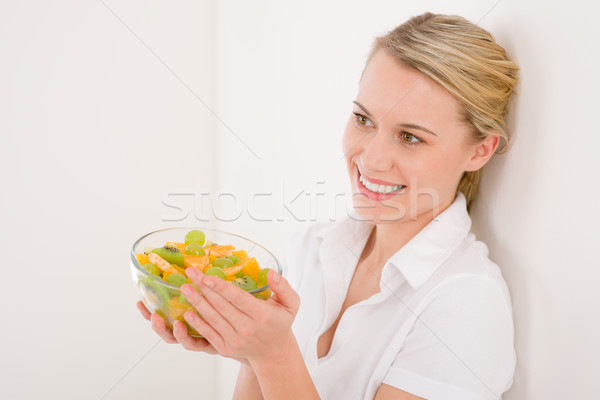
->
<box><xmin>1</xmin><ymin>1</ymin><xmax>599</xmax><ymax>399</ymax></box>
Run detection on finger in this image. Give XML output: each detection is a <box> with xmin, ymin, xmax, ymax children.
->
<box><xmin>172</xmin><ymin>320</ymin><xmax>218</xmax><ymax>354</ymax></box>
<box><xmin>150</xmin><ymin>313</ymin><xmax>178</xmax><ymax>344</ymax></box>
<box><xmin>183</xmin><ymin>310</ymin><xmax>226</xmax><ymax>354</ymax></box>
<box><xmin>137</xmin><ymin>301</ymin><xmax>151</xmax><ymax>321</ymax></box>
<box><xmin>180</xmin><ymin>282</ymin><xmax>238</xmax><ymax>341</ymax></box>
<box><xmin>187</xmin><ymin>268</ymin><xmax>258</xmax><ymax>317</ymax></box>
<box><xmin>267</xmin><ymin>270</ymin><xmax>300</xmax><ymax>312</ymax></box>
<box><xmin>191</xmin><ymin>278</ymin><xmax>255</xmax><ymax>329</ymax></box>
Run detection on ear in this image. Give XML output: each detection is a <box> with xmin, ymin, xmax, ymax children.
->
<box><xmin>464</xmin><ymin>133</ymin><xmax>500</xmax><ymax>172</ymax></box>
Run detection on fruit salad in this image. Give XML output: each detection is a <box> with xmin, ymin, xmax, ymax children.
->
<box><xmin>133</xmin><ymin>229</ymin><xmax>273</xmax><ymax>337</ymax></box>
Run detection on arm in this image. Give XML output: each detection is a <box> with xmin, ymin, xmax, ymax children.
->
<box><xmin>374</xmin><ymin>384</ymin><xmax>427</xmax><ymax>400</ymax></box>
<box><xmin>249</xmin><ymin>334</ymin><xmax>320</xmax><ymax>400</ymax></box>
<box><xmin>232</xmin><ymin>341</ymin><xmax>320</xmax><ymax>400</ymax></box>
<box><xmin>233</xmin><ymin>363</ymin><xmax>263</xmax><ymax>400</ymax></box>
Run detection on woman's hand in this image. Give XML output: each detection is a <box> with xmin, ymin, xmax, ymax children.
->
<box><xmin>136</xmin><ymin>301</ymin><xmax>221</xmax><ymax>355</ymax></box>
<box><xmin>180</xmin><ymin>267</ymin><xmax>300</xmax><ymax>365</ymax></box>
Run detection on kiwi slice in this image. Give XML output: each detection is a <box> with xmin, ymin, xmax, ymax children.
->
<box><xmin>151</xmin><ymin>244</ymin><xmax>184</xmax><ymax>267</ymax></box>
<box><xmin>232</xmin><ymin>275</ymin><xmax>258</xmax><ymax>292</ymax></box>
<box><xmin>139</xmin><ymin>277</ymin><xmax>171</xmax><ymax>312</ymax></box>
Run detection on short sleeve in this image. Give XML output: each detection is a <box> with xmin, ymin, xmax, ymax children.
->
<box><xmin>382</xmin><ymin>276</ymin><xmax>516</xmax><ymax>400</ymax></box>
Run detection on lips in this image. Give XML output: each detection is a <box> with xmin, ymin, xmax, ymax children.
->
<box><xmin>356</xmin><ymin>170</ymin><xmax>407</xmax><ymax>201</ymax></box>
<box><xmin>359</xmin><ymin>173</ymin><xmax>406</xmax><ymax>194</ymax></box>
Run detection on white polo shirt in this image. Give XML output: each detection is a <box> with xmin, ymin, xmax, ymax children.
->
<box><xmin>283</xmin><ymin>192</ymin><xmax>516</xmax><ymax>400</ymax></box>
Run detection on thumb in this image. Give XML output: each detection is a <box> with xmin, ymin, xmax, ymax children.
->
<box><xmin>267</xmin><ymin>269</ymin><xmax>300</xmax><ymax>312</ymax></box>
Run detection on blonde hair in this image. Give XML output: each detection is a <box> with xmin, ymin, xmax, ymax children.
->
<box><xmin>365</xmin><ymin>12</ymin><xmax>519</xmax><ymax>212</ymax></box>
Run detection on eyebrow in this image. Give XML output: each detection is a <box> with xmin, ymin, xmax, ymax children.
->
<box><xmin>353</xmin><ymin>100</ymin><xmax>438</xmax><ymax>137</ymax></box>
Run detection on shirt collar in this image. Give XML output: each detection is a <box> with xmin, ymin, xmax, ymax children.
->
<box><xmin>316</xmin><ymin>192</ymin><xmax>472</xmax><ymax>290</ymax></box>
<box><xmin>315</xmin><ymin>214</ymin><xmax>373</xmax><ymax>266</ymax></box>
<box><xmin>387</xmin><ymin>192</ymin><xmax>472</xmax><ymax>289</ymax></box>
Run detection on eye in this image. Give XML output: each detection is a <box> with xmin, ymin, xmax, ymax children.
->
<box><xmin>352</xmin><ymin>112</ymin><xmax>373</xmax><ymax>128</ymax></box>
<box><xmin>399</xmin><ymin>131</ymin><xmax>422</xmax><ymax>145</ymax></box>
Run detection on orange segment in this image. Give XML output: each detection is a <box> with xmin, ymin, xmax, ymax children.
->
<box><xmin>241</xmin><ymin>257</ymin><xmax>260</xmax><ymax>282</ymax></box>
<box><xmin>255</xmin><ymin>288</ymin><xmax>271</xmax><ymax>299</ymax></box>
<box><xmin>172</xmin><ymin>264</ymin><xmax>187</xmax><ymax>276</ymax></box>
<box><xmin>222</xmin><ymin>265</ymin><xmax>243</xmax><ymax>280</ymax></box>
<box><xmin>136</xmin><ymin>253</ymin><xmax>149</xmax><ymax>266</ymax></box>
<box><xmin>148</xmin><ymin>253</ymin><xmax>180</xmax><ymax>275</ymax></box>
<box><xmin>168</xmin><ymin>297</ymin><xmax>194</xmax><ymax>320</ymax></box>
<box><xmin>232</xmin><ymin>250</ymin><xmax>248</xmax><ymax>261</ymax></box>
<box><xmin>184</xmin><ymin>255</ymin><xmax>210</xmax><ymax>272</ymax></box>
<box><xmin>162</xmin><ymin>270</ymin><xmax>174</xmax><ymax>281</ymax></box>
<box><xmin>207</xmin><ymin>245</ymin><xmax>235</xmax><ymax>258</ymax></box>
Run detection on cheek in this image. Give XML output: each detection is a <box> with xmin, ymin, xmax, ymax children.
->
<box><xmin>387</xmin><ymin>146</ymin><xmax>439</xmax><ymax>181</ymax></box>
<box><xmin>409</xmin><ymin>148</ymin><xmax>465</xmax><ymax>189</ymax></box>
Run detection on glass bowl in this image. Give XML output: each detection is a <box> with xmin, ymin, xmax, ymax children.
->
<box><xmin>130</xmin><ymin>227</ymin><xmax>281</xmax><ymax>337</ymax></box>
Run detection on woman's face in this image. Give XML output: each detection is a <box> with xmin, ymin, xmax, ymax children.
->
<box><xmin>342</xmin><ymin>49</ymin><xmax>487</xmax><ymax>224</ymax></box>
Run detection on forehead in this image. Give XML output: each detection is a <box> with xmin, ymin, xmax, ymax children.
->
<box><xmin>357</xmin><ymin>50</ymin><xmax>465</xmax><ymax>130</ymax></box>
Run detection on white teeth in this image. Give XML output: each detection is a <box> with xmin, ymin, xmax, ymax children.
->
<box><xmin>359</xmin><ymin>173</ymin><xmax>405</xmax><ymax>194</ymax></box>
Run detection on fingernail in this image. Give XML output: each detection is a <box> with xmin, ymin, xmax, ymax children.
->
<box><xmin>184</xmin><ymin>311</ymin><xmax>195</xmax><ymax>321</ymax></box>
<box><xmin>203</xmin><ymin>275</ymin><xmax>216</xmax><ymax>287</ymax></box>
<box><xmin>272</xmin><ymin>270</ymin><xmax>281</xmax><ymax>284</ymax></box>
<box><xmin>186</xmin><ymin>267</ymin><xmax>198</xmax><ymax>278</ymax></box>
<box><xmin>181</xmin><ymin>284</ymin><xmax>193</xmax><ymax>296</ymax></box>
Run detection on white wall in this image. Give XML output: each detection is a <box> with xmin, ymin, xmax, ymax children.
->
<box><xmin>2</xmin><ymin>1</ymin><xmax>599</xmax><ymax>399</ymax></box>
<box><xmin>0</xmin><ymin>1</ymin><xmax>219</xmax><ymax>399</ymax></box>
<box><xmin>469</xmin><ymin>5</ymin><xmax>600</xmax><ymax>398</ymax></box>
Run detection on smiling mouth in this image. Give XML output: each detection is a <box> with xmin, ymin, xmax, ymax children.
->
<box><xmin>359</xmin><ymin>172</ymin><xmax>406</xmax><ymax>194</ymax></box>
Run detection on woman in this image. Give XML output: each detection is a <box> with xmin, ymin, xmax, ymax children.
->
<box><xmin>137</xmin><ymin>12</ymin><xmax>519</xmax><ymax>400</ymax></box>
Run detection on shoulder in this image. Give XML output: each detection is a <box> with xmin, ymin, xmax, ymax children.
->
<box><xmin>384</xmin><ymin>236</ymin><xmax>517</xmax><ymax>399</ymax></box>
<box><xmin>412</xmin><ymin>233</ymin><xmax>516</xmax><ymax>377</ymax></box>
<box><xmin>409</xmin><ymin>231</ymin><xmax>516</xmax><ymax>356</ymax></box>
<box><xmin>424</xmin><ymin>232</ymin><xmax>513</xmax><ymax>311</ymax></box>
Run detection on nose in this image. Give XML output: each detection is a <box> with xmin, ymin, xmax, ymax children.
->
<box><xmin>360</xmin><ymin>129</ymin><xmax>394</xmax><ymax>172</ymax></box>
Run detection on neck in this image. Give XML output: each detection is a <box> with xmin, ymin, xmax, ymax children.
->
<box><xmin>364</xmin><ymin>194</ymin><xmax>455</xmax><ymax>270</ymax></box>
